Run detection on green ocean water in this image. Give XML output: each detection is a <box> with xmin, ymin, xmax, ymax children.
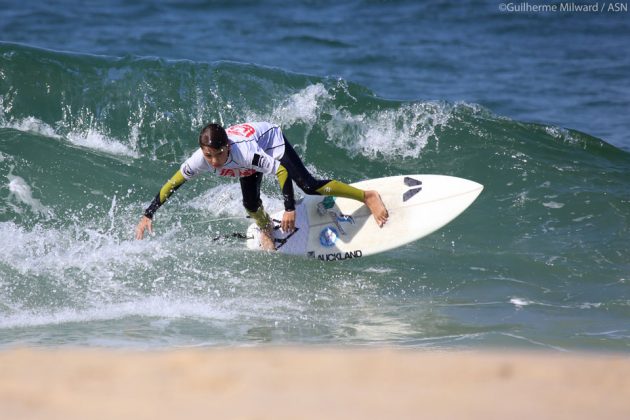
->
<box><xmin>1</xmin><ymin>44</ymin><xmax>629</xmax><ymax>350</ymax></box>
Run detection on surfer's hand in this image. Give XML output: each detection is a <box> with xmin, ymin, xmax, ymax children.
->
<box><xmin>282</xmin><ymin>210</ymin><xmax>295</xmax><ymax>233</ymax></box>
<box><xmin>135</xmin><ymin>216</ymin><xmax>153</xmax><ymax>240</ymax></box>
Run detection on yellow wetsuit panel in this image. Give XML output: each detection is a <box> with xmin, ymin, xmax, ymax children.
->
<box><xmin>247</xmin><ymin>205</ymin><xmax>271</xmax><ymax>229</ymax></box>
<box><xmin>316</xmin><ymin>180</ymin><xmax>364</xmax><ymax>202</ymax></box>
<box><xmin>159</xmin><ymin>170</ymin><xmax>186</xmax><ymax>204</ymax></box>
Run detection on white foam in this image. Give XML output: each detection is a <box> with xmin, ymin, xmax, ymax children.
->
<box><xmin>572</xmin><ymin>215</ymin><xmax>593</xmax><ymax>222</ymax></box>
<box><xmin>510</xmin><ymin>297</ymin><xmax>530</xmax><ymax>308</ymax></box>
<box><xmin>249</xmin><ymin>83</ymin><xmax>456</xmax><ymax>160</ymax></box>
<box><xmin>543</xmin><ymin>201</ymin><xmax>565</xmax><ymax>209</ymax></box>
<box><xmin>66</xmin><ymin>129</ymin><xmax>139</xmax><ymax>158</ymax></box>
<box><xmin>0</xmin><ymin>291</ymin><xmax>307</xmax><ymax>333</ymax></box>
<box><xmin>336</xmin><ymin>313</ymin><xmax>414</xmax><ymax>341</ymax></box>
<box><xmin>187</xmin><ymin>183</ymin><xmax>246</xmax><ymax>216</ymax></box>
<box><xmin>544</xmin><ymin>126</ymin><xmax>580</xmax><ymax>144</ymax></box>
<box><xmin>0</xmin><ymin>95</ymin><xmax>9</xmax><ymax>118</ymax></box>
<box><xmin>6</xmin><ymin>174</ymin><xmax>54</xmax><ymax>218</ymax></box>
<box><xmin>363</xmin><ymin>267</ymin><xmax>394</xmax><ymax>274</ymax></box>
<box><xmin>579</xmin><ymin>302</ymin><xmax>602</xmax><ymax>309</ymax></box>
<box><xmin>271</xmin><ymin>83</ymin><xmax>331</xmax><ymax>126</ymax></box>
<box><xmin>0</xmin><ymin>115</ymin><xmax>138</xmax><ymax>158</ymax></box>
<box><xmin>187</xmin><ymin>183</ymin><xmax>284</xmax><ymax>216</ymax></box>
<box><xmin>0</xmin><ymin>216</ymin><xmax>308</xmax><ymax>332</ymax></box>
<box><xmin>0</xmin><ymin>221</ymin><xmax>160</xmax><ymax>278</ymax></box>
<box><xmin>324</xmin><ymin>101</ymin><xmax>453</xmax><ymax>159</ymax></box>
<box><xmin>3</xmin><ymin>116</ymin><xmax>61</xmax><ymax>139</ymax></box>
<box><xmin>0</xmin><ymin>296</ymin><xmax>246</xmax><ymax>329</ymax></box>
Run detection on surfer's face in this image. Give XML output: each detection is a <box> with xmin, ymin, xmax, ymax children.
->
<box><xmin>202</xmin><ymin>145</ymin><xmax>229</xmax><ymax>168</ymax></box>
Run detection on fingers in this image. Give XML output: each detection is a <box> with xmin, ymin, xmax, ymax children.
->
<box><xmin>135</xmin><ymin>222</ymin><xmax>144</xmax><ymax>240</ymax></box>
<box><xmin>282</xmin><ymin>211</ymin><xmax>296</xmax><ymax>233</ymax></box>
<box><xmin>281</xmin><ymin>219</ymin><xmax>294</xmax><ymax>232</ymax></box>
<box><xmin>135</xmin><ymin>217</ymin><xmax>153</xmax><ymax>240</ymax></box>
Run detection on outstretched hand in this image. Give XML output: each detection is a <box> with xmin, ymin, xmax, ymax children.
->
<box><xmin>135</xmin><ymin>216</ymin><xmax>153</xmax><ymax>240</ymax></box>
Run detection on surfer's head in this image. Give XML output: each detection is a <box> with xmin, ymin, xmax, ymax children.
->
<box><xmin>199</xmin><ymin>123</ymin><xmax>228</xmax><ymax>149</ymax></box>
<box><xmin>199</xmin><ymin>123</ymin><xmax>229</xmax><ymax>168</ymax></box>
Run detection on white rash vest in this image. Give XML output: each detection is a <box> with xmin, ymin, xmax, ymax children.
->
<box><xmin>180</xmin><ymin>122</ymin><xmax>286</xmax><ymax>179</ymax></box>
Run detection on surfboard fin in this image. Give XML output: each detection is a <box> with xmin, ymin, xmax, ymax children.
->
<box><xmin>403</xmin><ymin>177</ymin><xmax>423</xmax><ymax>201</ymax></box>
<box><xmin>403</xmin><ymin>187</ymin><xmax>422</xmax><ymax>202</ymax></box>
<box><xmin>404</xmin><ymin>177</ymin><xmax>422</xmax><ymax>187</ymax></box>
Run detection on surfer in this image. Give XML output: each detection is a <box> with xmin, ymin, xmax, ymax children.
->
<box><xmin>135</xmin><ymin>122</ymin><xmax>388</xmax><ymax>250</ymax></box>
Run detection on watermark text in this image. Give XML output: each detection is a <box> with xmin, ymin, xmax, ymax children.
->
<box><xmin>499</xmin><ymin>2</ymin><xmax>628</xmax><ymax>13</ymax></box>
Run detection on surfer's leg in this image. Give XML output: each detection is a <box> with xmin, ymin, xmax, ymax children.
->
<box><xmin>279</xmin><ymin>140</ymin><xmax>363</xmax><ymax>201</ymax></box>
<box><xmin>240</xmin><ymin>173</ymin><xmax>275</xmax><ymax>250</ymax></box>
<box><xmin>280</xmin><ymin>139</ymin><xmax>389</xmax><ymax>227</ymax></box>
<box><xmin>240</xmin><ymin>172</ymin><xmax>263</xmax><ymax>215</ymax></box>
<box><xmin>280</xmin><ymin>138</ymin><xmax>389</xmax><ymax>227</ymax></box>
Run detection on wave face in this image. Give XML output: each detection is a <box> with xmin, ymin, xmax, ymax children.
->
<box><xmin>1</xmin><ymin>44</ymin><xmax>629</xmax><ymax>350</ymax></box>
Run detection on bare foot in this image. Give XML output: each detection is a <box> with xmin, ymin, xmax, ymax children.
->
<box><xmin>259</xmin><ymin>226</ymin><xmax>276</xmax><ymax>251</ymax></box>
<box><xmin>364</xmin><ymin>190</ymin><xmax>389</xmax><ymax>227</ymax></box>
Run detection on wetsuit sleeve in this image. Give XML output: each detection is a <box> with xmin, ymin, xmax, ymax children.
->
<box><xmin>276</xmin><ymin>164</ymin><xmax>296</xmax><ymax>211</ymax></box>
<box><xmin>143</xmin><ymin>169</ymin><xmax>187</xmax><ymax>219</ymax></box>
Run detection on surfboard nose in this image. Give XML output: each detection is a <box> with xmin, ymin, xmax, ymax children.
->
<box><xmin>448</xmin><ymin>176</ymin><xmax>484</xmax><ymax>207</ymax></box>
<box><xmin>466</xmin><ymin>179</ymin><xmax>484</xmax><ymax>197</ymax></box>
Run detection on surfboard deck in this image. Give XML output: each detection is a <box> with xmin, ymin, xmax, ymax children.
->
<box><xmin>246</xmin><ymin>174</ymin><xmax>483</xmax><ymax>261</ymax></box>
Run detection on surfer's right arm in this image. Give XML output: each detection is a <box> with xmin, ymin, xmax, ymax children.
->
<box><xmin>135</xmin><ymin>169</ymin><xmax>187</xmax><ymax>240</ymax></box>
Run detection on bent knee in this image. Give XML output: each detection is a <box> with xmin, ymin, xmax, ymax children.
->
<box><xmin>300</xmin><ymin>185</ymin><xmax>320</xmax><ymax>195</ymax></box>
<box><xmin>296</xmin><ymin>178</ymin><xmax>328</xmax><ymax>196</ymax></box>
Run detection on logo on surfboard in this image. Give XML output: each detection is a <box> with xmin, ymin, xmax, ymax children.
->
<box><xmin>308</xmin><ymin>250</ymin><xmax>363</xmax><ymax>261</ymax></box>
<box><xmin>319</xmin><ymin>226</ymin><xmax>339</xmax><ymax>247</ymax></box>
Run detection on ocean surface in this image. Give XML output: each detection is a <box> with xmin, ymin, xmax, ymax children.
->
<box><xmin>1</xmin><ymin>0</ymin><xmax>629</xmax><ymax>351</ymax></box>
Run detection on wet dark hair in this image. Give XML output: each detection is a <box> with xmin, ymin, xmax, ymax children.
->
<box><xmin>199</xmin><ymin>123</ymin><xmax>228</xmax><ymax>149</ymax></box>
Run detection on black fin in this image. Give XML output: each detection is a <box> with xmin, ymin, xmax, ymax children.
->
<box><xmin>404</xmin><ymin>177</ymin><xmax>422</xmax><ymax>187</ymax></box>
<box><xmin>403</xmin><ymin>187</ymin><xmax>422</xmax><ymax>202</ymax></box>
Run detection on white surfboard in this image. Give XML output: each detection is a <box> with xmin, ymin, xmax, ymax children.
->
<box><xmin>246</xmin><ymin>175</ymin><xmax>483</xmax><ymax>261</ymax></box>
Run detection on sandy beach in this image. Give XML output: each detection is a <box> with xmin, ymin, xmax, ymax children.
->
<box><xmin>1</xmin><ymin>348</ymin><xmax>629</xmax><ymax>419</ymax></box>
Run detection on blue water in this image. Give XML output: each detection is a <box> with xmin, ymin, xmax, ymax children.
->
<box><xmin>1</xmin><ymin>0</ymin><xmax>629</xmax><ymax>351</ymax></box>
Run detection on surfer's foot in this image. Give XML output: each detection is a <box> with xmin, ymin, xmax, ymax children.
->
<box><xmin>259</xmin><ymin>226</ymin><xmax>276</xmax><ymax>251</ymax></box>
<box><xmin>364</xmin><ymin>190</ymin><xmax>389</xmax><ymax>228</ymax></box>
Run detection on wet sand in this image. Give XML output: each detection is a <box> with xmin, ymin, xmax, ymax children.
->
<box><xmin>1</xmin><ymin>348</ymin><xmax>629</xmax><ymax>419</ymax></box>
